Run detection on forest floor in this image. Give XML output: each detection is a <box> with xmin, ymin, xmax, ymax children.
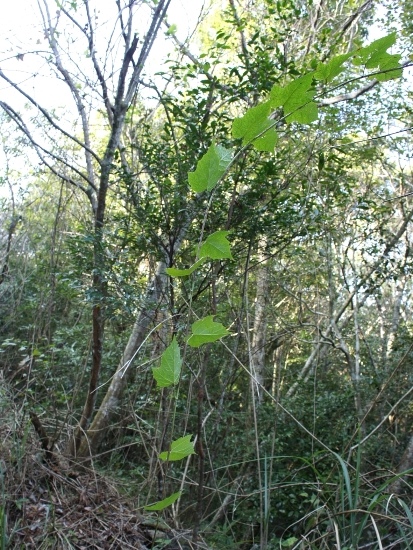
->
<box><xmin>0</xmin><ymin>383</ymin><xmax>206</xmax><ymax>550</ymax></box>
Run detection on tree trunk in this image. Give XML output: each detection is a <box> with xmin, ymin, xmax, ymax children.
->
<box><xmin>74</xmin><ymin>261</ymin><xmax>168</xmax><ymax>458</ymax></box>
<box><xmin>250</xmin><ymin>252</ymin><xmax>269</xmax><ymax>405</ymax></box>
<box><xmin>389</xmin><ymin>433</ymin><xmax>413</xmax><ymax>495</ymax></box>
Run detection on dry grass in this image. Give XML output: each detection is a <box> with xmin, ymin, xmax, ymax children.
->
<box><xmin>0</xmin><ymin>379</ymin><xmax>207</xmax><ymax>549</ymax></box>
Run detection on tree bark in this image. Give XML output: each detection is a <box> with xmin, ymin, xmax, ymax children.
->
<box><xmin>0</xmin><ymin>0</ymin><xmax>173</xmax><ymax>457</ymax></box>
<box><xmin>287</xmin><ymin>203</ymin><xmax>413</xmax><ymax>398</ymax></box>
<box><xmin>250</xmin><ymin>248</ymin><xmax>269</xmax><ymax>404</ymax></box>
<box><xmin>389</xmin><ymin>433</ymin><xmax>413</xmax><ymax>495</ymax></box>
<box><xmin>75</xmin><ymin>261</ymin><xmax>168</xmax><ymax>458</ymax></box>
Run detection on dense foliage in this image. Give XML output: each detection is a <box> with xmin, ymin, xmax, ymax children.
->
<box><xmin>1</xmin><ymin>0</ymin><xmax>413</xmax><ymax>547</ymax></box>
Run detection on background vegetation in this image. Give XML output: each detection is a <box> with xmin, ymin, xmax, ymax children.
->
<box><xmin>1</xmin><ymin>0</ymin><xmax>413</xmax><ymax>548</ymax></box>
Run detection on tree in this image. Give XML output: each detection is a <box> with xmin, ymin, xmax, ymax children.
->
<box><xmin>1</xmin><ymin>0</ymin><xmax>413</xmax><ymax>546</ymax></box>
<box><xmin>1</xmin><ymin>0</ymin><xmax>178</xmax><ymax>456</ymax></box>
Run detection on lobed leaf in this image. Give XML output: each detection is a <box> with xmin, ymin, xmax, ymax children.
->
<box><xmin>187</xmin><ymin>316</ymin><xmax>230</xmax><ymax>348</ymax></box>
<box><xmin>270</xmin><ymin>73</ymin><xmax>318</xmax><ymax>124</ymax></box>
<box><xmin>314</xmin><ymin>52</ymin><xmax>352</xmax><ymax>82</ymax></box>
<box><xmin>188</xmin><ymin>143</ymin><xmax>233</xmax><ymax>193</ymax></box>
<box><xmin>374</xmin><ymin>54</ymin><xmax>403</xmax><ymax>81</ymax></box>
<box><xmin>159</xmin><ymin>435</ymin><xmax>195</xmax><ymax>461</ymax></box>
<box><xmin>152</xmin><ymin>337</ymin><xmax>182</xmax><ymax>388</ymax></box>
<box><xmin>232</xmin><ymin>101</ymin><xmax>278</xmax><ymax>151</ymax></box>
<box><xmin>353</xmin><ymin>32</ymin><xmax>397</xmax><ymax>65</ymax></box>
<box><xmin>353</xmin><ymin>32</ymin><xmax>402</xmax><ymax>81</ymax></box>
<box><xmin>199</xmin><ymin>231</ymin><xmax>233</xmax><ymax>260</ymax></box>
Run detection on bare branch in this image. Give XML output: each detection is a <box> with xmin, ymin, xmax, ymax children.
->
<box><xmin>0</xmin><ymin>101</ymin><xmax>95</xmax><ymax>202</ymax></box>
<box><xmin>125</xmin><ymin>0</ymin><xmax>172</xmax><ymax>105</ymax></box>
<box><xmin>38</xmin><ymin>0</ymin><xmax>98</xmax><ymax>189</ymax></box>
<box><xmin>0</xmin><ymin>68</ymin><xmax>101</xmax><ymax>175</ymax></box>
<box><xmin>319</xmin><ymin>60</ymin><xmax>412</xmax><ymax>106</ymax></box>
<box><xmin>116</xmin><ymin>0</ymin><xmax>133</xmax><ymax>49</ymax></box>
<box><xmin>58</xmin><ymin>1</ymin><xmax>115</xmax><ymax>124</ymax></box>
<box><xmin>319</xmin><ymin>78</ymin><xmax>378</xmax><ymax>106</ymax></box>
<box><xmin>333</xmin><ymin>0</ymin><xmax>374</xmax><ymax>50</ymax></box>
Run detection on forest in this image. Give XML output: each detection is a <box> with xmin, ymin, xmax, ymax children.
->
<box><xmin>0</xmin><ymin>0</ymin><xmax>413</xmax><ymax>548</ymax></box>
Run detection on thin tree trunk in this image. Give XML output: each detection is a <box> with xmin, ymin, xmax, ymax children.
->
<box><xmin>287</xmin><ymin>205</ymin><xmax>413</xmax><ymax>398</ymax></box>
<box><xmin>250</xmin><ymin>247</ymin><xmax>269</xmax><ymax>404</ymax></box>
<box><xmin>386</xmin><ymin>278</ymin><xmax>406</xmax><ymax>361</ymax></box>
<box><xmin>389</xmin><ymin>433</ymin><xmax>413</xmax><ymax>495</ymax></box>
<box><xmin>73</xmin><ymin>108</ymin><xmax>129</xmax><ymax>450</ymax></box>
<box><xmin>74</xmin><ymin>260</ymin><xmax>167</xmax><ymax>458</ymax></box>
<box><xmin>0</xmin><ymin>215</ymin><xmax>20</xmax><ymax>285</ymax></box>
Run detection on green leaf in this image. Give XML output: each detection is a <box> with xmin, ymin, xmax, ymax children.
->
<box><xmin>166</xmin><ymin>258</ymin><xmax>206</xmax><ymax>278</ymax></box>
<box><xmin>290</xmin><ymin>102</ymin><xmax>318</xmax><ymax>124</ymax></box>
<box><xmin>159</xmin><ymin>435</ymin><xmax>195</xmax><ymax>461</ymax></box>
<box><xmin>270</xmin><ymin>73</ymin><xmax>318</xmax><ymax>124</ymax></box>
<box><xmin>232</xmin><ymin>101</ymin><xmax>278</xmax><ymax>151</ymax></box>
<box><xmin>166</xmin><ymin>233</ymin><xmax>232</xmax><ymax>279</ymax></box>
<box><xmin>352</xmin><ymin>32</ymin><xmax>402</xmax><ymax>81</ymax></box>
<box><xmin>318</xmin><ymin>152</ymin><xmax>325</xmax><ymax>172</ymax></box>
<box><xmin>199</xmin><ymin>231</ymin><xmax>233</xmax><ymax>260</ymax></box>
<box><xmin>281</xmin><ymin>537</ymin><xmax>299</xmax><ymax>548</ymax></box>
<box><xmin>166</xmin><ymin>24</ymin><xmax>177</xmax><ymax>35</ymax></box>
<box><xmin>314</xmin><ymin>52</ymin><xmax>352</xmax><ymax>82</ymax></box>
<box><xmin>152</xmin><ymin>337</ymin><xmax>182</xmax><ymax>388</ymax></box>
<box><xmin>187</xmin><ymin>316</ymin><xmax>230</xmax><ymax>348</ymax></box>
<box><xmin>144</xmin><ymin>491</ymin><xmax>182</xmax><ymax>511</ymax></box>
<box><xmin>353</xmin><ymin>32</ymin><xmax>397</xmax><ymax>65</ymax></box>
<box><xmin>374</xmin><ymin>54</ymin><xmax>403</xmax><ymax>81</ymax></box>
<box><xmin>188</xmin><ymin>143</ymin><xmax>233</xmax><ymax>193</ymax></box>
